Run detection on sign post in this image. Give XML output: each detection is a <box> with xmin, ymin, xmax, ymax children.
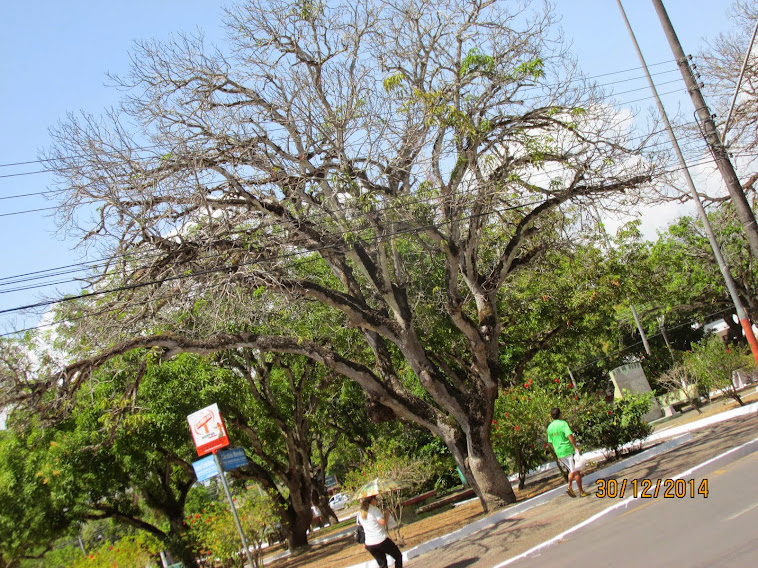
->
<box><xmin>213</xmin><ymin>452</ymin><xmax>255</xmax><ymax>568</ymax></box>
<box><xmin>187</xmin><ymin>405</ymin><xmax>253</xmax><ymax>567</ymax></box>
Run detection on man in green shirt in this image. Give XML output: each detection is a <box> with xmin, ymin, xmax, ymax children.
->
<box><xmin>547</xmin><ymin>407</ymin><xmax>588</xmax><ymax>497</ymax></box>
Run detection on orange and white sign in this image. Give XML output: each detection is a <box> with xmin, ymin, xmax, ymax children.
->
<box><xmin>187</xmin><ymin>403</ymin><xmax>230</xmax><ymax>456</ymax></box>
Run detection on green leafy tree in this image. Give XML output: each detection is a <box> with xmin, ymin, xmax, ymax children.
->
<box><xmin>684</xmin><ymin>336</ymin><xmax>756</xmax><ymax>406</ymax></box>
<box><xmin>37</xmin><ymin>361</ymin><xmax>200</xmax><ymax>566</ymax></box>
<box><xmin>0</xmin><ymin>430</ymin><xmax>74</xmax><ymax>568</ymax></box>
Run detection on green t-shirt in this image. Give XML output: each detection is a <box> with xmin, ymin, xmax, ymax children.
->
<box><xmin>547</xmin><ymin>419</ymin><xmax>574</xmax><ymax>458</ymax></box>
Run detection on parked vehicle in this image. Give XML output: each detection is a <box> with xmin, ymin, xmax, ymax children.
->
<box><xmin>329</xmin><ymin>492</ymin><xmax>350</xmax><ymax>511</ymax></box>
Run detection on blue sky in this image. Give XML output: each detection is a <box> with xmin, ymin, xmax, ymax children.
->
<box><xmin>0</xmin><ymin>1</ymin><xmax>736</xmax><ymax>333</ymax></box>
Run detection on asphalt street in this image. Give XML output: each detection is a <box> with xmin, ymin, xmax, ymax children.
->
<box><xmin>503</xmin><ymin>447</ymin><xmax>758</xmax><ymax>567</ymax></box>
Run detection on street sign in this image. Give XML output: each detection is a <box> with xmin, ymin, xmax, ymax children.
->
<box><xmin>219</xmin><ymin>447</ymin><xmax>249</xmax><ymax>471</ymax></box>
<box><xmin>325</xmin><ymin>474</ymin><xmax>338</xmax><ymax>489</ymax></box>
<box><xmin>192</xmin><ymin>455</ymin><xmax>219</xmax><ymax>483</ymax></box>
<box><xmin>187</xmin><ymin>403</ymin><xmax>230</xmax><ymax>456</ymax></box>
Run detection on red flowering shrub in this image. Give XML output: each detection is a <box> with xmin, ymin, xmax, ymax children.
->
<box><xmin>491</xmin><ymin>377</ymin><xmax>650</xmax><ymax>487</ymax></box>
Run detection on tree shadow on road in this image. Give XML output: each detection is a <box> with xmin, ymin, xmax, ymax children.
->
<box><xmin>441</xmin><ymin>558</ymin><xmax>478</xmax><ymax>568</ymax></box>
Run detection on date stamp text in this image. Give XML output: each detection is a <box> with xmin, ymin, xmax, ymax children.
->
<box><xmin>595</xmin><ymin>478</ymin><xmax>709</xmax><ymax>499</ymax></box>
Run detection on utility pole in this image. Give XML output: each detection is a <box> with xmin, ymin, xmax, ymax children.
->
<box><xmin>615</xmin><ymin>0</ymin><xmax>758</xmax><ymax>367</ymax></box>
<box><xmin>658</xmin><ymin>315</ymin><xmax>676</xmax><ymax>365</ymax></box>
<box><xmin>631</xmin><ymin>304</ymin><xmax>652</xmax><ymax>357</ymax></box>
<box><xmin>651</xmin><ymin>0</ymin><xmax>758</xmax><ymax>263</ymax></box>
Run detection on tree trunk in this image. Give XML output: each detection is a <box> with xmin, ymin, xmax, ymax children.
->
<box><xmin>282</xmin><ymin>505</ymin><xmax>311</xmax><ymax>553</ymax></box>
<box><xmin>433</xmin><ymin>417</ymin><xmax>516</xmax><ymax>512</ymax></box>
<box><xmin>166</xmin><ymin>518</ymin><xmax>197</xmax><ymax>567</ymax></box>
<box><xmin>465</xmin><ymin>425</ymin><xmax>517</xmax><ymax>509</ymax></box>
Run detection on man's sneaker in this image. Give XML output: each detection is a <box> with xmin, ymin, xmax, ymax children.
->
<box><xmin>579</xmin><ymin>491</ymin><xmax>590</xmax><ymax>497</ymax></box>
<box><xmin>566</xmin><ymin>488</ymin><xmax>576</xmax><ymax>498</ymax></box>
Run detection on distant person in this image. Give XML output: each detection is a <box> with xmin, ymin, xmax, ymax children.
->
<box><xmin>547</xmin><ymin>407</ymin><xmax>589</xmax><ymax>497</ymax></box>
<box><xmin>357</xmin><ymin>495</ymin><xmax>403</xmax><ymax>568</ymax></box>
<box><xmin>310</xmin><ymin>505</ymin><xmax>324</xmax><ymax>531</ymax></box>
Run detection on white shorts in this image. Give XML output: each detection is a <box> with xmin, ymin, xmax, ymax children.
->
<box><xmin>559</xmin><ymin>454</ymin><xmax>579</xmax><ymax>473</ymax></box>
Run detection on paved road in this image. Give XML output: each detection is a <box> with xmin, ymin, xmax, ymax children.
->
<box><xmin>407</xmin><ymin>413</ymin><xmax>758</xmax><ymax>568</ymax></box>
<box><xmin>506</xmin><ymin>448</ymin><xmax>758</xmax><ymax>568</ymax></box>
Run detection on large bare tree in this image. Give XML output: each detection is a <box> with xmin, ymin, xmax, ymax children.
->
<box><xmin>700</xmin><ymin>0</ymin><xmax>758</xmax><ymax>191</ymax></box>
<box><xmin>33</xmin><ymin>0</ymin><xmax>659</xmax><ymax>510</ymax></box>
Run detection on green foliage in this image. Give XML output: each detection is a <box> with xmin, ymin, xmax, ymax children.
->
<box><xmin>184</xmin><ymin>490</ymin><xmax>278</xmax><ymax>568</ymax></box>
<box><xmin>0</xmin><ymin>429</ymin><xmax>75</xmax><ymax>566</ymax></box>
<box><xmin>492</xmin><ymin>378</ymin><xmax>583</xmax><ymax>485</ymax></box>
<box><xmin>508</xmin><ymin>58</ymin><xmax>544</xmax><ymax>81</ymax></box>
<box><xmin>341</xmin><ymin>442</ymin><xmax>437</xmax><ymax>498</ymax></box>
<box><xmin>497</xmin><ymin>243</ymin><xmax>629</xmax><ymax>386</ymax></box>
<box><xmin>340</xmin><ymin>439</ymin><xmax>436</xmax><ymax>541</ymax></box>
<box><xmin>66</xmin><ymin>534</ymin><xmax>161</xmax><ymax>568</ymax></box>
<box><xmin>683</xmin><ymin>336</ymin><xmax>756</xmax><ymax>405</ymax></box>
<box><xmin>26</xmin><ymin>544</ymin><xmax>84</xmax><ymax>568</ymax></box>
<box><xmin>460</xmin><ymin>48</ymin><xmax>496</xmax><ymax>77</ymax></box>
<box><xmin>492</xmin><ymin>380</ymin><xmax>653</xmax><ymax>483</ymax></box>
<box><xmin>383</xmin><ymin>72</ymin><xmax>406</xmax><ymax>92</ymax></box>
<box><xmin>292</xmin><ymin>0</ymin><xmax>324</xmax><ymax>21</ymax></box>
<box><xmin>578</xmin><ymin>391</ymin><xmax>653</xmax><ymax>458</ymax></box>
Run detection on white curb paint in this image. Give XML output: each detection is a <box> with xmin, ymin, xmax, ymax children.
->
<box><xmin>492</xmin><ymin>434</ymin><xmax>758</xmax><ymax>567</ymax></box>
<box><xmin>645</xmin><ymin>399</ymin><xmax>758</xmax><ymax>443</ymax></box>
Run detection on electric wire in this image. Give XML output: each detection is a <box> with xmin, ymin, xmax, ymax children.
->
<box><xmin>0</xmin><ymin>118</ymin><xmax>724</xmax><ymax>219</ymax></box>
<box><xmin>1</xmin><ymin>146</ymin><xmax>752</xmax><ymax>336</ymax></box>
<box><xmin>0</xmin><ymin>135</ymin><xmax>739</xmax><ymax>297</ymax></box>
<box><xmin>0</xmin><ymin>64</ymin><xmax>692</xmax><ymax>182</ymax></box>
<box><xmin>0</xmin><ymin>142</ymin><xmax>749</xmax><ymax>299</ymax></box>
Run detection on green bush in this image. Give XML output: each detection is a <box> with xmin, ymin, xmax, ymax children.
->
<box><xmin>578</xmin><ymin>391</ymin><xmax>653</xmax><ymax>458</ymax></box>
<box><xmin>66</xmin><ymin>534</ymin><xmax>161</xmax><ymax>568</ymax></box>
<box><xmin>184</xmin><ymin>490</ymin><xmax>277</xmax><ymax>568</ymax></box>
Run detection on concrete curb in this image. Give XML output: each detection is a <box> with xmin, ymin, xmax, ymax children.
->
<box><xmin>344</xmin><ymin>400</ymin><xmax>758</xmax><ymax>568</ymax></box>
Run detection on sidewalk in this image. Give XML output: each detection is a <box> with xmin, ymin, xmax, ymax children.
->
<box><xmin>346</xmin><ymin>395</ymin><xmax>758</xmax><ymax>568</ymax></box>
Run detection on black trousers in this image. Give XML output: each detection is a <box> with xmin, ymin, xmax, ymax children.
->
<box><xmin>365</xmin><ymin>537</ymin><xmax>403</xmax><ymax>568</ymax></box>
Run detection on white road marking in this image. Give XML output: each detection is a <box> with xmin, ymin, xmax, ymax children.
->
<box><xmin>493</xmin><ymin>435</ymin><xmax>758</xmax><ymax>568</ymax></box>
<box><xmin>725</xmin><ymin>501</ymin><xmax>758</xmax><ymax>521</ymax></box>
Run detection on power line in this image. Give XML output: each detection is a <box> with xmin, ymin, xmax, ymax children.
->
<box><xmin>0</xmin><ymin>195</ymin><xmax>549</xmax><ymax>320</ymax></box>
<box><xmin>0</xmin><ymin>144</ymin><xmax>750</xmax><ymax>298</ymax></box>
<box><xmin>0</xmin><ymin>136</ymin><xmax>723</xmax><ymax>291</ymax></box>
<box><xmin>1</xmin><ymin>144</ymin><xmax>752</xmax><ymax>334</ymax></box>
<box><xmin>0</xmin><ymin>60</ymin><xmax>683</xmax><ymax>171</ymax></box>
<box><xmin>0</xmin><ymin>117</ymin><xmax>720</xmax><ymax>218</ymax></box>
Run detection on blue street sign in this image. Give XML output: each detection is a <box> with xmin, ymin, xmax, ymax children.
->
<box><xmin>192</xmin><ymin>454</ymin><xmax>219</xmax><ymax>482</ymax></box>
<box><xmin>219</xmin><ymin>447</ymin><xmax>249</xmax><ymax>471</ymax></box>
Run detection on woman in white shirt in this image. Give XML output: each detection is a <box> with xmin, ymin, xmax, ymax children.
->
<box><xmin>356</xmin><ymin>496</ymin><xmax>403</xmax><ymax>568</ymax></box>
